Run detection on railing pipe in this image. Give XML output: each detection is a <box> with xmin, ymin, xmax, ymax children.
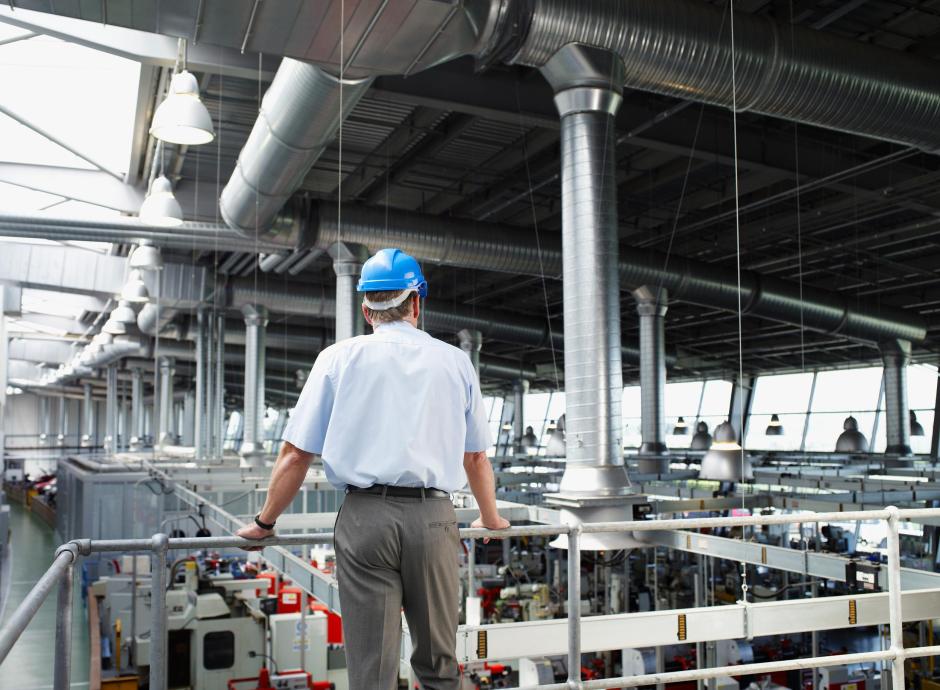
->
<box><xmin>149</xmin><ymin>534</ymin><xmax>169</xmax><ymax>690</ymax></box>
<box><xmin>885</xmin><ymin>506</ymin><xmax>905</xmax><ymax>690</ymax></box>
<box><xmin>52</xmin><ymin>546</ymin><xmax>75</xmax><ymax>690</ymax></box>
<box><xmin>0</xmin><ymin>544</ymin><xmax>76</xmax><ymax>664</ymax></box>
<box><xmin>566</xmin><ymin>527</ymin><xmax>582</xmax><ymax>689</ymax></box>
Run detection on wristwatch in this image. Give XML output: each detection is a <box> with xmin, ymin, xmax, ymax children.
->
<box><xmin>254</xmin><ymin>514</ymin><xmax>276</xmax><ymax>531</ymax></box>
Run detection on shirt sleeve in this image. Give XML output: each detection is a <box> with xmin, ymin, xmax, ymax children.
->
<box><xmin>463</xmin><ymin>358</ymin><xmax>492</xmax><ymax>452</ymax></box>
<box><xmin>282</xmin><ymin>350</ymin><xmax>336</xmax><ymax>454</ymax></box>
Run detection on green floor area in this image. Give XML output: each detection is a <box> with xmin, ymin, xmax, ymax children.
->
<box><xmin>0</xmin><ymin>501</ymin><xmax>90</xmax><ymax>689</ymax></box>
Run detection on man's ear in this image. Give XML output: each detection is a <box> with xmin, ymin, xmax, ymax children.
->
<box><xmin>361</xmin><ymin>303</ymin><xmax>373</xmax><ymax>325</ymax></box>
<box><xmin>412</xmin><ymin>293</ymin><xmax>420</xmax><ymax>319</ymax></box>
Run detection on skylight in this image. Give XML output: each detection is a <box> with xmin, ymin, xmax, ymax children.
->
<box><xmin>0</xmin><ymin>25</ymin><xmax>140</xmax><ymax>176</ymax></box>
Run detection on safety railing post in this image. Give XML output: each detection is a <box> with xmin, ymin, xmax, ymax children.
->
<box><xmin>52</xmin><ymin>545</ymin><xmax>77</xmax><ymax>690</ymax></box>
<box><xmin>149</xmin><ymin>534</ymin><xmax>169</xmax><ymax>690</ymax></box>
<box><xmin>885</xmin><ymin>507</ymin><xmax>905</xmax><ymax>690</ymax></box>
<box><xmin>566</xmin><ymin>527</ymin><xmax>582</xmax><ymax>689</ymax></box>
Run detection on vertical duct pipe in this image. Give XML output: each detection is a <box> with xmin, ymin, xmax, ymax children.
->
<box><xmin>634</xmin><ymin>287</ymin><xmax>669</xmax><ymax>462</ymax></box>
<box><xmin>540</xmin><ymin>44</ymin><xmax>642</xmax><ymax>551</ymax></box>
<box><xmin>881</xmin><ymin>339</ymin><xmax>913</xmax><ymax>456</ymax></box>
<box><xmin>38</xmin><ymin>395</ymin><xmax>50</xmax><ymax>445</ymax></box>
<box><xmin>540</xmin><ymin>44</ymin><xmax>632</xmax><ymax>499</ymax></box>
<box><xmin>81</xmin><ymin>383</ymin><xmax>94</xmax><ymax>447</ymax></box>
<box><xmin>214</xmin><ymin>314</ymin><xmax>226</xmax><ymax>460</ymax></box>
<box><xmin>512</xmin><ymin>379</ymin><xmax>529</xmax><ymax>453</ymax></box>
<box><xmin>240</xmin><ymin>305</ymin><xmax>268</xmax><ymax>459</ymax></box>
<box><xmin>332</xmin><ymin>243</ymin><xmax>366</xmax><ymax>341</ymax></box>
<box><xmin>56</xmin><ymin>396</ymin><xmax>67</xmax><ymax>447</ymax></box>
<box><xmin>158</xmin><ymin>357</ymin><xmax>175</xmax><ymax>447</ymax></box>
<box><xmin>458</xmin><ymin>329</ymin><xmax>483</xmax><ymax>380</ymax></box>
<box><xmin>194</xmin><ymin>308</ymin><xmax>207</xmax><ymax>460</ymax></box>
<box><xmin>130</xmin><ymin>367</ymin><xmax>144</xmax><ymax>449</ymax></box>
<box><xmin>105</xmin><ymin>365</ymin><xmax>118</xmax><ymax>452</ymax></box>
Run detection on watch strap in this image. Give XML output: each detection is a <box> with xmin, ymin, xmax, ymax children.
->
<box><xmin>254</xmin><ymin>514</ymin><xmax>276</xmax><ymax>531</ymax></box>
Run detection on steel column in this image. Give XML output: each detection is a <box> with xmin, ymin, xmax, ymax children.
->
<box><xmin>38</xmin><ymin>395</ymin><xmax>50</xmax><ymax>445</ymax></box>
<box><xmin>157</xmin><ymin>357</ymin><xmax>175</xmax><ymax>447</ymax></box>
<box><xmin>105</xmin><ymin>365</ymin><xmax>118</xmax><ymax>451</ymax></box>
<box><xmin>331</xmin><ymin>243</ymin><xmax>366</xmax><ymax>341</ymax></box>
<box><xmin>81</xmin><ymin>382</ymin><xmax>94</xmax><ymax>447</ymax></box>
<box><xmin>566</xmin><ymin>528</ymin><xmax>581</xmax><ymax>687</ymax></box>
<box><xmin>194</xmin><ymin>307</ymin><xmax>207</xmax><ymax>460</ymax></box>
<box><xmin>130</xmin><ymin>367</ymin><xmax>144</xmax><ymax>449</ymax></box>
<box><xmin>886</xmin><ymin>506</ymin><xmax>905</xmax><ymax>690</ymax></box>
<box><xmin>56</xmin><ymin>396</ymin><xmax>67</xmax><ymax>446</ymax></box>
<box><xmin>513</xmin><ymin>379</ymin><xmax>529</xmax><ymax>452</ymax></box>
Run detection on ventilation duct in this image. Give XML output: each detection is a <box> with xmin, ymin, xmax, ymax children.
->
<box><xmin>508</xmin><ymin>0</ymin><xmax>940</xmax><ymax>153</ymax></box>
<box><xmin>309</xmin><ymin>202</ymin><xmax>926</xmax><ymax>345</ymax></box>
<box><xmin>881</xmin><ymin>339</ymin><xmax>912</xmax><ymax>456</ymax></box>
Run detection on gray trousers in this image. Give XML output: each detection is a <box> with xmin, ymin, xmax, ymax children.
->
<box><xmin>335</xmin><ymin>491</ymin><xmax>460</xmax><ymax>690</ymax></box>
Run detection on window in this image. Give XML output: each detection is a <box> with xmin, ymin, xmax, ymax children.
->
<box><xmin>622</xmin><ymin>385</ymin><xmax>642</xmax><ymax>449</ymax></box>
<box><xmin>746</xmin><ymin>373</ymin><xmax>814</xmax><ymax>451</ymax></box>
<box><xmin>910</xmin><ymin>365</ymin><xmax>937</xmax><ymax>455</ymax></box>
<box><xmin>665</xmin><ymin>381</ymin><xmax>703</xmax><ymax>449</ymax></box>
<box><xmin>203</xmin><ymin>631</ymin><xmax>235</xmax><ymax>670</ymax></box>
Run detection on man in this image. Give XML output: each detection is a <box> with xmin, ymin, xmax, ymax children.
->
<box><xmin>236</xmin><ymin>248</ymin><xmax>510</xmax><ymax>690</ymax></box>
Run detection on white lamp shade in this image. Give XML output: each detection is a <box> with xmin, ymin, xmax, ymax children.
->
<box><xmin>139</xmin><ymin>176</ymin><xmax>183</xmax><ymax>227</ymax></box>
<box><xmin>103</xmin><ymin>317</ymin><xmax>128</xmax><ymax>335</ymax></box>
<box><xmin>121</xmin><ymin>269</ymin><xmax>150</xmax><ymax>303</ymax></box>
<box><xmin>130</xmin><ymin>244</ymin><xmax>164</xmax><ymax>271</ymax></box>
<box><xmin>111</xmin><ymin>300</ymin><xmax>138</xmax><ymax>324</ymax></box>
<box><xmin>150</xmin><ymin>70</ymin><xmax>215</xmax><ymax>145</ymax></box>
<box><xmin>93</xmin><ymin>332</ymin><xmax>113</xmax><ymax>346</ymax></box>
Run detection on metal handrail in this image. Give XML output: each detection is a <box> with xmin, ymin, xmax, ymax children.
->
<box><xmin>3</xmin><ymin>506</ymin><xmax>939</xmax><ymax>690</ymax></box>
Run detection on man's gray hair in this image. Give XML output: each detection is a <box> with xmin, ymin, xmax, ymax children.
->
<box><xmin>363</xmin><ymin>289</ymin><xmax>415</xmax><ymax>324</ymax></box>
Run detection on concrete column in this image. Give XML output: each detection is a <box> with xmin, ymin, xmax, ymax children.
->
<box><xmin>130</xmin><ymin>368</ymin><xmax>144</xmax><ymax>449</ymax></box>
<box><xmin>881</xmin><ymin>339</ymin><xmax>912</xmax><ymax>455</ymax></box>
<box><xmin>634</xmin><ymin>286</ymin><xmax>668</xmax><ymax>457</ymax></box>
<box><xmin>512</xmin><ymin>379</ymin><xmax>529</xmax><ymax>453</ymax></box>
<box><xmin>332</xmin><ymin>242</ymin><xmax>367</xmax><ymax>341</ymax></box>
<box><xmin>240</xmin><ymin>305</ymin><xmax>268</xmax><ymax>459</ymax></box>
<box><xmin>81</xmin><ymin>383</ymin><xmax>94</xmax><ymax>447</ymax></box>
<box><xmin>158</xmin><ymin>357</ymin><xmax>175</xmax><ymax>447</ymax></box>
<box><xmin>458</xmin><ymin>329</ymin><xmax>483</xmax><ymax>380</ymax></box>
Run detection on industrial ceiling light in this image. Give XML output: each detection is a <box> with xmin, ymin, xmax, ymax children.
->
<box><xmin>699</xmin><ymin>420</ymin><xmax>753</xmax><ymax>481</ymax></box>
<box><xmin>93</xmin><ymin>332</ymin><xmax>113</xmax><ymax>346</ymax></box>
<box><xmin>150</xmin><ymin>69</ymin><xmax>215</xmax><ymax>145</ymax></box>
<box><xmin>121</xmin><ymin>269</ymin><xmax>150</xmax><ymax>303</ymax></box>
<box><xmin>139</xmin><ymin>175</ymin><xmax>184</xmax><ymax>227</ymax></box>
<box><xmin>910</xmin><ymin>410</ymin><xmax>925</xmax><ymax>437</ymax></box>
<box><xmin>111</xmin><ymin>299</ymin><xmax>138</xmax><ymax>324</ymax></box>
<box><xmin>765</xmin><ymin>413</ymin><xmax>784</xmax><ymax>436</ymax></box>
<box><xmin>835</xmin><ymin>416</ymin><xmax>868</xmax><ymax>453</ymax></box>
<box><xmin>129</xmin><ymin>242</ymin><xmax>164</xmax><ymax>271</ymax></box>
<box><xmin>690</xmin><ymin>421</ymin><xmax>712</xmax><ymax>450</ymax></box>
<box><xmin>672</xmin><ymin>416</ymin><xmax>688</xmax><ymax>435</ymax></box>
<box><xmin>102</xmin><ymin>316</ymin><xmax>128</xmax><ymax>336</ymax></box>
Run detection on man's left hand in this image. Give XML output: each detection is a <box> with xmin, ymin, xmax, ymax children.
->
<box><xmin>235</xmin><ymin>523</ymin><xmax>274</xmax><ymax>551</ymax></box>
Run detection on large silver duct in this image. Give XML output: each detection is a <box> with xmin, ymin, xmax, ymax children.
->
<box><xmin>542</xmin><ymin>45</ymin><xmax>631</xmax><ymax>500</ymax></box>
<box><xmin>220</xmin><ymin>59</ymin><xmax>373</xmax><ymax>240</ymax></box>
<box><xmin>311</xmin><ymin>202</ymin><xmax>926</xmax><ymax>345</ymax></box>
<box><xmin>635</xmin><ymin>286</ymin><xmax>668</xmax><ymax>458</ymax></box>
<box><xmin>509</xmin><ymin>0</ymin><xmax>940</xmax><ymax>153</ymax></box>
<box><xmin>331</xmin><ymin>243</ymin><xmax>367</xmax><ymax>341</ymax></box>
<box><xmin>881</xmin><ymin>339</ymin><xmax>912</xmax><ymax>456</ymax></box>
<box><xmin>458</xmin><ymin>329</ymin><xmax>483</xmax><ymax>379</ymax></box>
<box><xmin>240</xmin><ymin>305</ymin><xmax>268</xmax><ymax>460</ymax></box>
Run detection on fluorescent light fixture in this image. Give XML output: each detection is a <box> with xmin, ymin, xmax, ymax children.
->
<box><xmin>150</xmin><ymin>70</ymin><xmax>215</xmax><ymax>145</ymax></box>
<box><xmin>139</xmin><ymin>175</ymin><xmax>183</xmax><ymax>227</ymax></box>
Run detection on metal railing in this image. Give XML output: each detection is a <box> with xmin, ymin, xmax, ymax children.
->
<box><xmin>2</xmin><ymin>506</ymin><xmax>940</xmax><ymax>690</ymax></box>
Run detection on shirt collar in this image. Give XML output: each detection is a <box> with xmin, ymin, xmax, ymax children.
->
<box><xmin>373</xmin><ymin>320</ymin><xmax>424</xmax><ymax>335</ymax></box>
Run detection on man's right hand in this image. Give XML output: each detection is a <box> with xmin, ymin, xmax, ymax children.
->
<box><xmin>471</xmin><ymin>514</ymin><xmax>510</xmax><ymax>544</ymax></box>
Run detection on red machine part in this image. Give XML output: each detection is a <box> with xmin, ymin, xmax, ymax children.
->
<box><xmin>310</xmin><ymin>600</ymin><xmax>344</xmax><ymax>645</ymax></box>
<box><xmin>257</xmin><ymin>572</ymin><xmax>279</xmax><ymax>597</ymax></box>
<box><xmin>226</xmin><ymin>670</ymin><xmax>334</xmax><ymax>690</ymax></box>
<box><xmin>278</xmin><ymin>586</ymin><xmax>303</xmax><ymax>614</ymax></box>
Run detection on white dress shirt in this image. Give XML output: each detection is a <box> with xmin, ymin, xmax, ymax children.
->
<box><xmin>282</xmin><ymin>320</ymin><xmax>491</xmax><ymax>492</ymax></box>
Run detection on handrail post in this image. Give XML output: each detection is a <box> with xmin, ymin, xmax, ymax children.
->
<box><xmin>149</xmin><ymin>534</ymin><xmax>169</xmax><ymax>690</ymax></box>
<box><xmin>885</xmin><ymin>506</ymin><xmax>905</xmax><ymax>690</ymax></box>
<box><xmin>53</xmin><ymin>544</ymin><xmax>78</xmax><ymax>690</ymax></box>
<box><xmin>567</xmin><ymin>527</ymin><xmax>582</xmax><ymax>690</ymax></box>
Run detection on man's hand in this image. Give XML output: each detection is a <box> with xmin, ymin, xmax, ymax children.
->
<box><xmin>471</xmin><ymin>514</ymin><xmax>510</xmax><ymax>544</ymax></box>
<box><xmin>235</xmin><ymin>523</ymin><xmax>274</xmax><ymax>552</ymax></box>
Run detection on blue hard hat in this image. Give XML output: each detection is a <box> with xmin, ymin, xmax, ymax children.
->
<box><xmin>357</xmin><ymin>248</ymin><xmax>428</xmax><ymax>297</ymax></box>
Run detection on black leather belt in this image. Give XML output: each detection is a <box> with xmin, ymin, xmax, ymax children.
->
<box><xmin>347</xmin><ymin>484</ymin><xmax>449</xmax><ymax>499</ymax></box>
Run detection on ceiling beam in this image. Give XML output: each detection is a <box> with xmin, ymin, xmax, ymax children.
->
<box><xmin>0</xmin><ymin>163</ymin><xmax>144</xmax><ymax>213</ymax></box>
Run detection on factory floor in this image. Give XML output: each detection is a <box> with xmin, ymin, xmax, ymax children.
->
<box><xmin>0</xmin><ymin>501</ymin><xmax>89</xmax><ymax>689</ymax></box>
